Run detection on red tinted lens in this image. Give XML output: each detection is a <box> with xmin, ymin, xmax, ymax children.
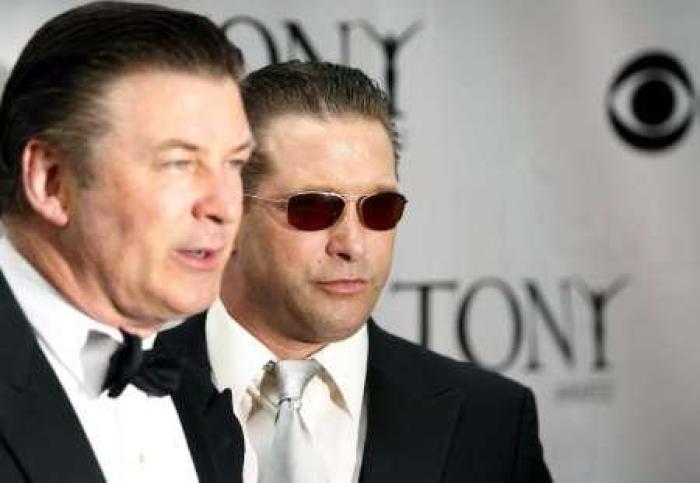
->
<box><xmin>359</xmin><ymin>192</ymin><xmax>407</xmax><ymax>230</ymax></box>
<box><xmin>287</xmin><ymin>193</ymin><xmax>345</xmax><ymax>230</ymax></box>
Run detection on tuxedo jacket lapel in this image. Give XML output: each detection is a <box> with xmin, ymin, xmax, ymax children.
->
<box><xmin>360</xmin><ymin>321</ymin><xmax>463</xmax><ymax>483</ymax></box>
<box><xmin>0</xmin><ymin>271</ymin><xmax>104</xmax><ymax>482</ymax></box>
<box><xmin>157</xmin><ymin>312</ymin><xmax>245</xmax><ymax>483</ymax></box>
<box><xmin>0</xmin><ymin>273</ymin><xmax>244</xmax><ymax>483</ymax></box>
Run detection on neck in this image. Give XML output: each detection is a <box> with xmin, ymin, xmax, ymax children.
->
<box><xmin>5</xmin><ymin>219</ymin><xmax>162</xmax><ymax>337</ymax></box>
<box><xmin>235</xmin><ymin>313</ymin><xmax>326</xmax><ymax>360</ymax></box>
<box><xmin>252</xmin><ymin>326</ymin><xmax>326</xmax><ymax>360</ymax></box>
<box><xmin>219</xmin><ymin>292</ymin><xmax>325</xmax><ymax>360</ymax></box>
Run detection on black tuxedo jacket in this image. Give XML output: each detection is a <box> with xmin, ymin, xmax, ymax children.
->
<box><xmin>173</xmin><ymin>312</ymin><xmax>552</xmax><ymax>483</ymax></box>
<box><xmin>359</xmin><ymin>320</ymin><xmax>552</xmax><ymax>482</ymax></box>
<box><xmin>0</xmin><ymin>271</ymin><xmax>244</xmax><ymax>483</ymax></box>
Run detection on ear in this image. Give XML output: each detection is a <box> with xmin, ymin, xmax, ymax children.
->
<box><xmin>21</xmin><ymin>139</ymin><xmax>72</xmax><ymax>226</ymax></box>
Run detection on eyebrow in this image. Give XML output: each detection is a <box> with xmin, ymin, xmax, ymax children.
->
<box><xmin>231</xmin><ymin>137</ymin><xmax>256</xmax><ymax>155</ymax></box>
<box><xmin>155</xmin><ymin>137</ymin><xmax>255</xmax><ymax>155</ymax></box>
<box><xmin>288</xmin><ymin>184</ymin><xmax>400</xmax><ymax>194</ymax></box>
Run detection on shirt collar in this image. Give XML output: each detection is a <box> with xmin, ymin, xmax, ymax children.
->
<box><xmin>206</xmin><ymin>297</ymin><xmax>275</xmax><ymax>410</ymax></box>
<box><xmin>312</xmin><ymin>324</ymin><xmax>367</xmax><ymax>420</ymax></box>
<box><xmin>0</xmin><ymin>236</ymin><xmax>157</xmax><ymax>395</ymax></box>
<box><xmin>205</xmin><ymin>297</ymin><xmax>368</xmax><ymax>421</ymax></box>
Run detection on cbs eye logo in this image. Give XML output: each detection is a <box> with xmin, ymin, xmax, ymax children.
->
<box><xmin>606</xmin><ymin>51</ymin><xmax>695</xmax><ymax>152</ymax></box>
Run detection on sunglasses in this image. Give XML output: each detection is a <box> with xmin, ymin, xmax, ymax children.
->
<box><xmin>245</xmin><ymin>191</ymin><xmax>407</xmax><ymax>231</ymax></box>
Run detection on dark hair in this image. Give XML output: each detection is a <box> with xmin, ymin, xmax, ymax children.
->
<box><xmin>240</xmin><ymin>60</ymin><xmax>399</xmax><ymax>193</ymax></box>
<box><xmin>0</xmin><ymin>1</ymin><xmax>244</xmax><ymax>216</ymax></box>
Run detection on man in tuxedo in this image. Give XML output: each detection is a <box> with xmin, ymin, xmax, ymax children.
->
<box><xmin>179</xmin><ymin>60</ymin><xmax>553</xmax><ymax>482</ymax></box>
<box><xmin>0</xmin><ymin>2</ymin><xmax>253</xmax><ymax>482</ymax></box>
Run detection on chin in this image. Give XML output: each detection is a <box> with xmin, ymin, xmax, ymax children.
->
<box><xmin>163</xmin><ymin>291</ymin><xmax>216</xmax><ymax>318</ymax></box>
<box><xmin>323</xmin><ymin>318</ymin><xmax>366</xmax><ymax>341</ymax></box>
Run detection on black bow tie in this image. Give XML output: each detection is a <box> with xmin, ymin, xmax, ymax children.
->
<box><xmin>102</xmin><ymin>330</ymin><xmax>183</xmax><ymax>398</ymax></box>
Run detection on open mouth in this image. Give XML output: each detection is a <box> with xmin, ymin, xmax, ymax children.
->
<box><xmin>186</xmin><ymin>249</ymin><xmax>211</xmax><ymax>259</ymax></box>
<box><xmin>176</xmin><ymin>248</ymin><xmax>222</xmax><ymax>270</ymax></box>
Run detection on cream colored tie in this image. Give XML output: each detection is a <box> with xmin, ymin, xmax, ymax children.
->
<box><xmin>259</xmin><ymin>359</ymin><xmax>327</xmax><ymax>483</ymax></box>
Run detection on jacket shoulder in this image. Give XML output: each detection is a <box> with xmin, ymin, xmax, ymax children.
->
<box><xmin>368</xmin><ymin>320</ymin><xmax>531</xmax><ymax>402</ymax></box>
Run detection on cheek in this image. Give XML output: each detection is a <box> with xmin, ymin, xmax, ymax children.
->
<box><xmin>133</xmin><ymin>185</ymin><xmax>196</xmax><ymax>249</ymax></box>
<box><xmin>272</xmin><ymin>240</ymin><xmax>326</xmax><ymax>295</ymax></box>
<box><xmin>239</xmin><ymin>213</ymin><xmax>329</xmax><ymax>281</ymax></box>
<box><xmin>254</xmin><ymin>222</ymin><xmax>323</xmax><ymax>266</ymax></box>
<box><xmin>143</xmin><ymin>180</ymin><xmax>188</xmax><ymax>217</ymax></box>
<box><xmin>369</xmin><ymin>234</ymin><xmax>396</xmax><ymax>273</ymax></box>
<box><xmin>280</xmin><ymin>234</ymin><xmax>327</xmax><ymax>272</ymax></box>
<box><xmin>83</xmin><ymin>174</ymin><xmax>158</xmax><ymax>229</ymax></box>
<box><xmin>95</xmin><ymin>190</ymin><xmax>181</xmax><ymax>264</ymax></box>
<box><xmin>71</xmin><ymin>188</ymin><xmax>126</xmax><ymax>244</ymax></box>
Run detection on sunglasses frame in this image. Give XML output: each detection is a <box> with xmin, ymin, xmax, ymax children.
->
<box><xmin>245</xmin><ymin>190</ymin><xmax>407</xmax><ymax>231</ymax></box>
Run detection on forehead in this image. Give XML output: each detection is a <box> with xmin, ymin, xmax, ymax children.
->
<box><xmin>99</xmin><ymin>69</ymin><xmax>249</xmax><ymax>147</ymax></box>
<box><xmin>259</xmin><ymin>114</ymin><xmax>397</xmax><ymax>194</ymax></box>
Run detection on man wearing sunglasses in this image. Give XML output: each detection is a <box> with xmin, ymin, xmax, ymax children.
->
<box><xmin>172</xmin><ymin>60</ymin><xmax>551</xmax><ymax>482</ymax></box>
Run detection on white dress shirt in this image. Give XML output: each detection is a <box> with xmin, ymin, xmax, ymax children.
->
<box><xmin>0</xmin><ymin>237</ymin><xmax>198</xmax><ymax>483</ymax></box>
<box><xmin>206</xmin><ymin>298</ymin><xmax>368</xmax><ymax>483</ymax></box>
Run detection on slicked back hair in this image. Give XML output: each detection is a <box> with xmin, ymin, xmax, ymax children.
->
<box><xmin>0</xmin><ymin>1</ymin><xmax>244</xmax><ymax>216</ymax></box>
<box><xmin>240</xmin><ymin>60</ymin><xmax>399</xmax><ymax>194</ymax></box>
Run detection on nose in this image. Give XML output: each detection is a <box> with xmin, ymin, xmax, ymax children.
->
<box><xmin>326</xmin><ymin>202</ymin><xmax>366</xmax><ymax>262</ymax></box>
<box><xmin>192</xmin><ymin>166</ymin><xmax>241</xmax><ymax>225</ymax></box>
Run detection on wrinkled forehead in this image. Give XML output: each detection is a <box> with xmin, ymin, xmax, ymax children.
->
<box><xmin>256</xmin><ymin>114</ymin><xmax>397</xmax><ymax>194</ymax></box>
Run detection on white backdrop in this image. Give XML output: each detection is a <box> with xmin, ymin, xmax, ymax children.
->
<box><xmin>1</xmin><ymin>1</ymin><xmax>699</xmax><ymax>482</ymax></box>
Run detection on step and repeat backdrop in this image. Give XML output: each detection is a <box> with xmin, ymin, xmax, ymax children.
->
<box><xmin>1</xmin><ymin>1</ymin><xmax>699</xmax><ymax>482</ymax></box>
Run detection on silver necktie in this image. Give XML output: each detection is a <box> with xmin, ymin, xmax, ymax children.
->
<box><xmin>259</xmin><ymin>359</ymin><xmax>327</xmax><ymax>483</ymax></box>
